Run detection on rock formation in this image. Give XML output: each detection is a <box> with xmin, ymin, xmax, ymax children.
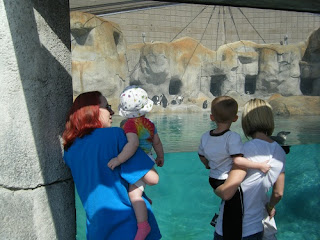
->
<box><xmin>300</xmin><ymin>27</ymin><xmax>320</xmax><ymax>96</ymax></box>
<box><xmin>70</xmin><ymin>11</ymin><xmax>320</xmax><ymax>115</ymax></box>
<box><xmin>269</xmin><ymin>94</ymin><xmax>320</xmax><ymax>116</ymax></box>
<box><xmin>70</xmin><ymin>11</ymin><xmax>127</xmax><ymax>104</ymax></box>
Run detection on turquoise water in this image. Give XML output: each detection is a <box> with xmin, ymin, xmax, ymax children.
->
<box><xmin>148</xmin><ymin>113</ymin><xmax>320</xmax><ymax>151</ymax></box>
<box><xmin>75</xmin><ymin>113</ymin><xmax>320</xmax><ymax>239</ymax></box>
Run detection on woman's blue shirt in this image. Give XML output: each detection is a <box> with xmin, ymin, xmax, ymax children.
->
<box><xmin>64</xmin><ymin>127</ymin><xmax>161</xmax><ymax>240</ymax></box>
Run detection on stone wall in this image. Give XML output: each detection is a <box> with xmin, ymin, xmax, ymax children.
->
<box><xmin>1</xmin><ymin>1</ymin><xmax>74</xmax><ymax>239</ymax></box>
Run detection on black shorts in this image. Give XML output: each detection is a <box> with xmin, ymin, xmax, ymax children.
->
<box><xmin>209</xmin><ymin>177</ymin><xmax>243</xmax><ymax>240</ymax></box>
<box><xmin>209</xmin><ymin>177</ymin><xmax>225</xmax><ymax>190</ymax></box>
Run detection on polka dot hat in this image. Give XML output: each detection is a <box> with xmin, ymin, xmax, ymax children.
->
<box><xmin>118</xmin><ymin>85</ymin><xmax>154</xmax><ymax>118</ymax></box>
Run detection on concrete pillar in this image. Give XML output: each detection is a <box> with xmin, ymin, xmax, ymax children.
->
<box><xmin>0</xmin><ymin>1</ymin><xmax>75</xmax><ymax>239</ymax></box>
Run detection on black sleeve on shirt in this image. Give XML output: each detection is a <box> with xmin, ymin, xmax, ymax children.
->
<box><xmin>230</xmin><ymin>153</ymin><xmax>244</xmax><ymax>157</ymax></box>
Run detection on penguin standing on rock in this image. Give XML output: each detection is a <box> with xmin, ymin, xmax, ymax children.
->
<box><xmin>203</xmin><ymin>100</ymin><xmax>208</xmax><ymax>109</ymax></box>
<box><xmin>159</xmin><ymin>94</ymin><xmax>168</xmax><ymax>108</ymax></box>
<box><xmin>152</xmin><ymin>95</ymin><xmax>160</xmax><ymax>105</ymax></box>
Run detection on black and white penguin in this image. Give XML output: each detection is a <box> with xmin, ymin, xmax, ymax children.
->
<box><xmin>203</xmin><ymin>100</ymin><xmax>208</xmax><ymax>109</ymax></box>
<box><xmin>271</xmin><ymin>131</ymin><xmax>290</xmax><ymax>145</ymax></box>
<box><xmin>271</xmin><ymin>131</ymin><xmax>291</xmax><ymax>154</ymax></box>
<box><xmin>151</xmin><ymin>95</ymin><xmax>160</xmax><ymax>105</ymax></box>
<box><xmin>160</xmin><ymin>94</ymin><xmax>168</xmax><ymax>108</ymax></box>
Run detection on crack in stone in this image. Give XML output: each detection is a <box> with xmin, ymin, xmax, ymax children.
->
<box><xmin>0</xmin><ymin>178</ymin><xmax>73</xmax><ymax>191</ymax></box>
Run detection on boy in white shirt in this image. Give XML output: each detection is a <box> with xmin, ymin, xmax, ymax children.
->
<box><xmin>198</xmin><ymin>96</ymin><xmax>270</xmax><ymax>240</ymax></box>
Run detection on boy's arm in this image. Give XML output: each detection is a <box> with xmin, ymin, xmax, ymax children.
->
<box><xmin>153</xmin><ymin>133</ymin><xmax>165</xmax><ymax>167</ymax></box>
<box><xmin>199</xmin><ymin>155</ymin><xmax>210</xmax><ymax>169</ymax></box>
<box><xmin>233</xmin><ymin>155</ymin><xmax>270</xmax><ymax>173</ymax></box>
<box><xmin>108</xmin><ymin>132</ymin><xmax>139</xmax><ymax>170</ymax></box>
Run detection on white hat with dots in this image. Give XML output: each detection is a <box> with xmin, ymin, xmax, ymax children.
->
<box><xmin>118</xmin><ymin>85</ymin><xmax>153</xmax><ymax>118</ymax></box>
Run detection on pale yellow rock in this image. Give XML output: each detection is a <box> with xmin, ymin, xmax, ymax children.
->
<box><xmin>70</xmin><ymin>11</ymin><xmax>320</xmax><ymax>115</ymax></box>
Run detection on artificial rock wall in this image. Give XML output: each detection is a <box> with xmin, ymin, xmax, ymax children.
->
<box><xmin>71</xmin><ymin>11</ymin><xmax>320</xmax><ymax>115</ymax></box>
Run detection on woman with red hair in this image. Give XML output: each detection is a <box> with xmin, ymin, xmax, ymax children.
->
<box><xmin>62</xmin><ymin>91</ymin><xmax>161</xmax><ymax>240</ymax></box>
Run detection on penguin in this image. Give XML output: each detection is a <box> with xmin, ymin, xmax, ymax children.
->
<box><xmin>177</xmin><ymin>96</ymin><xmax>184</xmax><ymax>104</ymax></box>
<box><xmin>203</xmin><ymin>100</ymin><xmax>208</xmax><ymax>109</ymax></box>
<box><xmin>151</xmin><ymin>95</ymin><xmax>160</xmax><ymax>105</ymax></box>
<box><xmin>271</xmin><ymin>131</ymin><xmax>290</xmax><ymax>145</ymax></box>
<box><xmin>160</xmin><ymin>94</ymin><xmax>168</xmax><ymax>108</ymax></box>
<box><xmin>271</xmin><ymin>131</ymin><xmax>291</xmax><ymax>154</ymax></box>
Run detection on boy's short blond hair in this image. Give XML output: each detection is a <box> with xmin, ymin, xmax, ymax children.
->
<box><xmin>242</xmin><ymin>98</ymin><xmax>274</xmax><ymax>138</ymax></box>
<box><xmin>211</xmin><ymin>96</ymin><xmax>238</xmax><ymax>123</ymax></box>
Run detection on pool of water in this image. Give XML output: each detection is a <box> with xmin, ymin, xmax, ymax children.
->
<box><xmin>146</xmin><ymin>113</ymin><xmax>320</xmax><ymax>152</ymax></box>
<box><xmin>75</xmin><ymin>113</ymin><xmax>320</xmax><ymax>239</ymax></box>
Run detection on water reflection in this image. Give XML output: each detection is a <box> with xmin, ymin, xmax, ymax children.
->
<box><xmin>273</xmin><ymin>115</ymin><xmax>320</xmax><ymax>146</ymax></box>
<box><xmin>112</xmin><ymin>113</ymin><xmax>320</xmax><ymax>153</ymax></box>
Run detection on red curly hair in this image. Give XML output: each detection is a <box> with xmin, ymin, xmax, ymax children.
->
<box><xmin>62</xmin><ymin>91</ymin><xmax>103</xmax><ymax>150</ymax></box>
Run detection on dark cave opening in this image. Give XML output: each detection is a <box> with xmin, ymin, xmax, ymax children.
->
<box><xmin>169</xmin><ymin>78</ymin><xmax>182</xmax><ymax>95</ymax></box>
<box><xmin>245</xmin><ymin>75</ymin><xmax>257</xmax><ymax>94</ymax></box>
<box><xmin>210</xmin><ymin>75</ymin><xmax>226</xmax><ymax>96</ymax></box>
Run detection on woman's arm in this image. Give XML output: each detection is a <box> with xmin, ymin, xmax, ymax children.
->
<box><xmin>266</xmin><ymin>172</ymin><xmax>285</xmax><ymax>218</ymax></box>
<box><xmin>215</xmin><ymin>165</ymin><xmax>247</xmax><ymax>200</ymax></box>
<box><xmin>108</xmin><ymin>132</ymin><xmax>139</xmax><ymax>170</ymax></box>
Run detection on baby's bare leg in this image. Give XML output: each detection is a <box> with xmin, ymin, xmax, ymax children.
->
<box><xmin>129</xmin><ymin>184</ymin><xmax>148</xmax><ymax>223</ymax></box>
<box><xmin>141</xmin><ymin>167</ymin><xmax>159</xmax><ymax>186</ymax></box>
<box><xmin>129</xmin><ymin>184</ymin><xmax>151</xmax><ymax>240</ymax></box>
